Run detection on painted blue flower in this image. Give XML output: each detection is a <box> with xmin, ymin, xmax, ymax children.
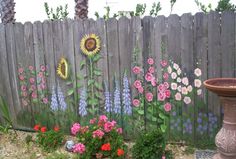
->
<box><xmin>122</xmin><ymin>74</ymin><xmax>132</xmax><ymax>115</ymax></box>
<box><xmin>104</xmin><ymin>82</ymin><xmax>112</xmax><ymax>113</ymax></box>
<box><xmin>113</xmin><ymin>80</ymin><xmax>121</xmax><ymax>114</ymax></box>
<box><xmin>78</xmin><ymin>87</ymin><xmax>87</xmax><ymax>117</ymax></box>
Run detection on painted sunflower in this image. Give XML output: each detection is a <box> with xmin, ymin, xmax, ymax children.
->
<box><xmin>57</xmin><ymin>57</ymin><xmax>68</xmax><ymax>79</ymax></box>
<box><xmin>80</xmin><ymin>34</ymin><xmax>101</xmax><ymax>56</ymax></box>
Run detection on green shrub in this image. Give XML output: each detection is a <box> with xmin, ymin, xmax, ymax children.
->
<box><xmin>132</xmin><ymin>129</ymin><xmax>173</xmax><ymax>159</ymax></box>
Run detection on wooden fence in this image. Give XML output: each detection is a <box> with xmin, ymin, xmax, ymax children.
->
<box><xmin>0</xmin><ymin>11</ymin><xmax>235</xmax><ymax>142</ymax></box>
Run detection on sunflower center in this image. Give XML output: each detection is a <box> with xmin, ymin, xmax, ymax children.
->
<box><xmin>85</xmin><ymin>38</ymin><xmax>97</xmax><ymax>52</ymax></box>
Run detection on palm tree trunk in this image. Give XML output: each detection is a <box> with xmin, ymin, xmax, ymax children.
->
<box><xmin>74</xmin><ymin>0</ymin><xmax>88</xmax><ymax>20</ymax></box>
<box><xmin>0</xmin><ymin>0</ymin><xmax>15</xmax><ymax>24</ymax></box>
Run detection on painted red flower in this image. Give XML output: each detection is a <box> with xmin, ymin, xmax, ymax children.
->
<box><xmin>117</xmin><ymin>148</ymin><xmax>125</xmax><ymax>156</ymax></box>
<box><xmin>40</xmin><ymin>126</ymin><xmax>47</xmax><ymax>133</ymax></box>
<box><xmin>34</xmin><ymin>124</ymin><xmax>40</xmax><ymax>131</ymax></box>
<box><xmin>101</xmin><ymin>143</ymin><xmax>111</xmax><ymax>151</ymax></box>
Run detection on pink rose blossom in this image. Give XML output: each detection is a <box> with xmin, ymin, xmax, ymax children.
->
<box><xmin>145</xmin><ymin>73</ymin><xmax>153</xmax><ymax>82</ymax></box>
<box><xmin>187</xmin><ymin>85</ymin><xmax>193</xmax><ymax>92</ymax></box>
<box><xmin>194</xmin><ymin>79</ymin><xmax>202</xmax><ymax>88</ymax></box>
<box><xmin>104</xmin><ymin>121</ymin><xmax>116</xmax><ymax>132</ymax></box>
<box><xmin>194</xmin><ymin>68</ymin><xmax>202</xmax><ymax>77</ymax></box>
<box><xmin>184</xmin><ymin>96</ymin><xmax>191</xmax><ymax>104</ymax></box>
<box><xmin>132</xmin><ymin>99</ymin><xmax>140</xmax><ymax>107</ymax></box>
<box><xmin>175</xmin><ymin>92</ymin><xmax>182</xmax><ymax>101</ymax></box>
<box><xmin>133</xmin><ymin>80</ymin><xmax>142</xmax><ymax>89</ymax></box>
<box><xmin>148</xmin><ymin>67</ymin><xmax>155</xmax><ymax>74</ymax></box>
<box><xmin>145</xmin><ymin>92</ymin><xmax>153</xmax><ymax>102</ymax></box>
<box><xmin>165</xmin><ymin>90</ymin><xmax>171</xmax><ymax>98</ymax></box>
<box><xmin>138</xmin><ymin>87</ymin><xmax>144</xmax><ymax>94</ymax></box>
<box><xmin>40</xmin><ymin>65</ymin><xmax>46</xmax><ymax>72</ymax></box>
<box><xmin>29</xmin><ymin>77</ymin><xmax>35</xmax><ymax>84</ymax></box>
<box><xmin>22</xmin><ymin>91</ymin><xmax>27</xmax><ymax>97</ymax></box>
<box><xmin>92</xmin><ymin>129</ymin><xmax>104</xmax><ymax>139</ymax></box>
<box><xmin>42</xmin><ymin>97</ymin><xmax>48</xmax><ymax>104</ymax></box>
<box><xmin>28</xmin><ymin>66</ymin><xmax>34</xmax><ymax>71</ymax></box>
<box><xmin>73</xmin><ymin>143</ymin><xmax>85</xmax><ymax>154</ymax></box>
<box><xmin>158</xmin><ymin>84</ymin><xmax>165</xmax><ymax>92</ymax></box>
<box><xmin>151</xmin><ymin>78</ymin><xmax>156</xmax><ymax>86</ymax></box>
<box><xmin>181</xmin><ymin>87</ymin><xmax>188</xmax><ymax>95</ymax></box>
<box><xmin>31</xmin><ymin>92</ymin><xmax>37</xmax><ymax>99</ymax></box>
<box><xmin>163</xmin><ymin>73</ymin><xmax>169</xmax><ymax>81</ymax></box>
<box><xmin>99</xmin><ymin>115</ymin><xmax>108</xmax><ymax>123</ymax></box>
<box><xmin>21</xmin><ymin>85</ymin><xmax>27</xmax><ymax>91</ymax></box>
<box><xmin>38</xmin><ymin>72</ymin><xmax>44</xmax><ymax>78</ymax></box>
<box><xmin>132</xmin><ymin>66</ymin><xmax>141</xmax><ymax>74</ymax></box>
<box><xmin>40</xmin><ymin>84</ymin><xmax>46</xmax><ymax>90</ymax></box>
<box><xmin>18</xmin><ymin>68</ymin><xmax>24</xmax><ymax>74</ymax></box>
<box><xmin>161</xmin><ymin>60</ymin><xmax>168</xmax><ymax>67</ymax></box>
<box><xmin>164</xmin><ymin>102</ymin><xmax>172</xmax><ymax>112</ymax></box>
<box><xmin>158</xmin><ymin>92</ymin><xmax>166</xmax><ymax>101</ymax></box>
<box><xmin>171</xmin><ymin>83</ymin><xmax>177</xmax><ymax>90</ymax></box>
<box><xmin>182</xmin><ymin>77</ymin><xmax>189</xmax><ymax>86</ymax></box>
<box><xmin>197</xmin><ymin>89</ymin><xmax>202</xmax><ymax>95</ymax></box>
<box><xmin>31</xmin><ymin>85</ymin><xmax>36</xmax><ymax>90</ymax></box>
<box><xmin>71</xmin><ymin>123</ymin><xmax>81</xmax><ymax>135</ymax></box>
<box><xmin>163</xmin><ymin>82</ymin><xmax>169</xmax><ymax>89</ymax></box>
<box><xmin>147</xmin><ymin>58</ymin><xmax>154</xmax><ymax>65</ymax></box>
<box><xmin>177</xmin><ymin>86</ymin><xmax>182</xmax><ymax>92</ymax></box>
<box><xmin>162</xmin><ymin>156</ymin><xmax>166</xmax><ymax>159</ymax></box>
<box><xmin>19</xmin><ymin>75</ymin><xmax>25</xmax><ymax>81</ymax></box>
<box><xmin>117</xmin><ymin>128</ymin><xmax>123</xmax><ymax>134</ymax></box>
<box><xmin>173</xmin><ymin>63</ymin><xmax>179</xmax><ymax>70</ymax></box>
<box><xmin>171</xmin><ymin>72</ymin><xmax>177</xmax><ymax>79</ymax></box>
<box><xmin>90</xmin><ymin>118</ymin><xmax>97</xmax><ymax>124</ymax></box>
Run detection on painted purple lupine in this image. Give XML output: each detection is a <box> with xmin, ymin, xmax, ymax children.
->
<box><xmin>50</xmin><ymin>86</ymin><xmax>59</xmax><ymax>111</ymax></box>
<box><xmin>122</xmin><ymin>74</ymin><xmax>132</xmax><ymax>115</ymax></box>
<box><xmin>170</xmin><ymin>117</ymin><xmax>181</xmax><ymax>132</ymax></box>
<box><xmin>57</xmin><ymin>85</ymin><xmax>67</xmax><ymax>111</ymax></box>
<box><xmin>78</xmin><ymin>87</ymin><xmax>87</xmax><ymax>117</ymax></box>
<box><xmin>113</xmin><ymin>80</ymin><xmax>121</xmax><ymax>114</ymax></box>
<box><xmin>183</xmin><ymin>118</ymin><xmax>192</xmax><ymax>134</ymax></box>
<box><xmin>104</xmin><ymin>82</ymin><xmax>112</xmax><ymax>113</ymax></box>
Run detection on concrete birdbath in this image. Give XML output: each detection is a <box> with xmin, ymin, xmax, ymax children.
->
<box><xmin>204</xmin><ymin>78</ymin><xmax>236</xmax><ymax>159</ymax></box>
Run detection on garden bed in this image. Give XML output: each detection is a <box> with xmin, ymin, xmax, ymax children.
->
<box><xmin>0</xmin><ymin>130</ymin><xmax>194</xmax><ymax>159</ymax></box>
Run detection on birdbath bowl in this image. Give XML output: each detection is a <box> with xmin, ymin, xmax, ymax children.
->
<box><xmin>204</xmin><ymin>78</ymin><xmax>236</xmax><ymax>159</ymax></box>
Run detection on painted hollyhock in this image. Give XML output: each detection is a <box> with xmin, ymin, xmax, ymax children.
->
<box><xmin>113</xmin><ymin>80</ymin><xmax>121</xmax><ymax>114</ymax></box>
<box><xmin>122</xmin><ymin>74</ymin><xmax>132</xmax><ymax>115</ymax></box>
<box><xmin>104</xmin><ymin>82</ymin><xmax>112</xmax><ymax>113</ymax></box>
<box><xmin>78</xmin><ymin>87</ymin><xmax>87</xmax><ymax>117</ymax></box>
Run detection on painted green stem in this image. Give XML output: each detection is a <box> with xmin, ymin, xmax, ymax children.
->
<box><xmin>89</xmin><ymin>57</ymin><xmax>95</xmax><ymax>113</ymax></box>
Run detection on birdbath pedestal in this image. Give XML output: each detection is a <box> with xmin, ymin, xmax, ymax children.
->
<box><xmin>204</xmin><ymin>78</ymin><xmax>236</xmax><ymax>159</ymax></box>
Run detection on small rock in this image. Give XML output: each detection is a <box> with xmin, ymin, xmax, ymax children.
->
<box><xmin>36</xmin><ymin>153</ymin><xmax>41</xmax><ymax>158</ymax></box>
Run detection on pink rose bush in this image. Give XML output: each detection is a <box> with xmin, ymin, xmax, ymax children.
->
<box><xmin>18</xmin><ymin>64</ymin><xmax>49</xmax><ymax>107</ymax></box>
<box><xmin>71</xmin><ymin>115</ymin><xmax>127</xmax><ymax>158</ymax></box>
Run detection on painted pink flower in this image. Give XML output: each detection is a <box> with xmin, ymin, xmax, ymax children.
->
<box><xmin>162</xmin><ymin>156</ymin><xmax>166</xmax><ymax>159</ymax></box>
<box><xmin>158</xmin><ymin>92</ymin><xmax>166</xmax><ymax>101</ymax></box>
<box><xmin>161</xmin><ymin>60</ymin><xmax>168</xmax><ymax>67</ymax></box>
<box><xmin>145</xmin><ymin>73</ymin><xmax>153</xmax><ymax>82</ymax></box>
<box><xmin>133</xmin><ymin>80</ymin><xmax>142</xmax><ymax>89</ymax></box>
<box><xmin>197</xmin><ymin>89</ymin><xmax>202</xmax><ymax>95</ymax></box>
<box><xmin>31</xmin><ymin>92</ymin><xmax>37</xmax><ymax>99</ymax></box>
<box><xmin>42</xmin><ymin>97</ymin><xmax>48</xmax><ymax>104</ymax></box>
<box><xmin>71</xmin><ymin>123</ymin><xmax>81</xmax><ymax>135</ymax></box>
<box><xmin>132</xmin><ymin>66</ymin><xmax>141</xmax><ymax>74</ymax></box>
<box><xmin>151</xmin><ymin>78</ymin><xmax>156</xmax><ymax>86</ymax></box>
<box><xmin>148</xmin><ymin>67</ymin><xmax>155</xmax><ymax>74</ymax></box>
<box><xmin>158</xmin><ymin>84</ymin><xmax>165</xmax><ymax>92</ymax></box>
<box><xmin>21</xmin><ymin>85</ymin><xmax>27</xmax><ymax>91</ymax></box>
<box><xmin>187</xmin><ymin>85</ymin><xmax>193</xmax><ymax>93</ymax></box>
<box><xmin>99</xmin><ymin>115</ymin><xmax>108</xmax><ymax>123</ymax></box>
<box><xmin>145</xmin><ymin>92</ymin><xmax>153</xmax><ymax>102</ymax></box>
<box><xmin>40</xmin><ymin>84</ymin><xmax>46</xmax><ymax>90</ymax></box>
<box><xmin>18</xmin><ymin>68</ymin><xmax>24</xmax><ymax>74</ymax></box>
<box><xmin>90</xmin><ymin>118</ymin><xmax>96</xmax><ymax>124</ymax></box>
<box><xmin>181</xmin><ymin>87</ymin><xmax>188</xmax><ymax>95</ymax></box>
<box><xmin>163</xmin><ymin>73</ymin><xmax>169</xmax><ymax>81</ymax></box>
<box><xmin>182</xmin><ymin>77</ymin><xmax>189</xmax><ymax>86</ymax></box>
<box><xmin>31</xmin><ymin>85</ymin><xmax>36</xmax><ymax>90</ymax></box>
<box><xmin>171</xmin><ymin>83</ymin><xmax>177</xmax><ymax>90</ymax></box>
<box><xmin>28</xmin><ymin>66</ymin><xmax>34</xmax><ymax>71</ymax></box>
<box><xmin>165</xmin><ymin>90</ymin><xmax>171</xmax><ymax>98</ymax></box>
<box><xmin>164</xmin><ymin>102</ymin><xmax>172</xmax><ymax>112</ymax></box>
<box><xmin>117</xmin><ymin>128</ymin><xmax>123</xmax><ymax>134</ymax></box>
<box><xmin>167</xmin><ymin>66</ymin><xmax>172</xmax><ymax>74</ymax></box>
<box><xmin>173</xmin><ymin>63</ymin><xmax>179</xmax><ymax>70</ymax></box>
<box><xmin>38</xmin><ymin>72</ymin><xmax>44</xmax><ymax>78</ymax></box>
<box><xmin>40</xmin><ymin>65</ymin><xmax>46</xmax><ymax>72</ymax></box>
<box><xmin>19</xmin><ymin>75</ymin><xmax>25</xmax><ymax>81</ymax></box>
<box><xmin>22</xmin><ymin>91</ymin><xmax>27</xmax><ymax>97</ymax></box>
<box><xmin>104</xmin><ymin>121</ymin><xmax>116</xmax><ymax>132</ymax></box>
<box><xmin>177</xmin><ymin>86</ymin><xmax>182</xmax><ymax>92</ymax></box>
<box><xmin>22</xmin><ymin>99</ymin><xmax>28</xmax><ymax>106</ymax></box>
<box><xmin>194</xmin><ymin>79</ymin><xmax>202</xmax><ymax>88</ymax></box>
<box><xmin>171</xmin><ymin>72</ymin><xmax>177</xmax><ymax>79</ymax></box>
<box><xmin>41</xmin><ymin>77</ymin><xmax>46</xmax><ymax>84</ymax></box>
<box><xmin>177</xmin><ymin>77</ymin><xmax>181</xmax><ymax>83</ymax></box>
<box><xmin>194</xmin><ymin>68</ymin><xmax>202</xmax><ymax>77</ymax></box>
<box><xmin>138</xmin><ymin>87</ymin><xmax>144</xmax><ymax>94</ymax></box>
<box><xmin>73</xmin><ymin>143</ymin><xmax>86</xmax><ymax>154</ymax></box>
<box><xmin>147</xmin><ymin>58</ymin><xmax>154</xmax><ymax>65</ymax></box>
<box><xmin>184</xmin><ymin>96</ymin><xmax>191</xmax><ymax>104</ymax></box>
<box><xmin>175</xmin><ymin>92</ymin><xmax>182</xmax><ymax>101</ymax></box>
<box><xmin>163</xmin><ymin>82</ymin><xmax>169</xmax><ymax>89</ymax></box>
<box><xmin>29</xmin><ymin>77</ymin><xmax>35</xmax><ymax>84</ymax></box>
<box><xmin>177</xmin><ymin>68</ymin><xmax>181</xmax><ymax>75</ymax></box>
<box><xmin>132</xmin><ymin>99</ymin><xmax>140</xmax><ymax>107</ymax></box>
<box><xmin>92</xmin><ymin>129</ymin><xmax>104</xmax><ymax>139</ymax></box>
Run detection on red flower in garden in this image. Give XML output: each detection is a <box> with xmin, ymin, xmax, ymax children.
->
<box><xmin>34</xmin><ymin>124</ymin><xmax>40</xmax><ymax>131</ymax></box>
<box><xmin>117</xmin><ymin>148</ymin><xmax>124</xmax><ymax>156</ymax></box>
<box><xmin>54</xmin><ymin>126</ymin><xmax>60</xmax><ymax>132</ymax></box>
<box><xmin>40</xmin><ymin>126</ymin><xmax>47</xmax><ymax>133</ymax></box>
<box><xmin>101</xmin><ymin>143</ymin><xmax>111</xmax><ymax>151</ymax></box>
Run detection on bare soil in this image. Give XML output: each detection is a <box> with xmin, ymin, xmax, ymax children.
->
<box><xmin>0</xmin><ymin>130</ymin><xmax>194</xmax><ymax>159</ymax></box>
